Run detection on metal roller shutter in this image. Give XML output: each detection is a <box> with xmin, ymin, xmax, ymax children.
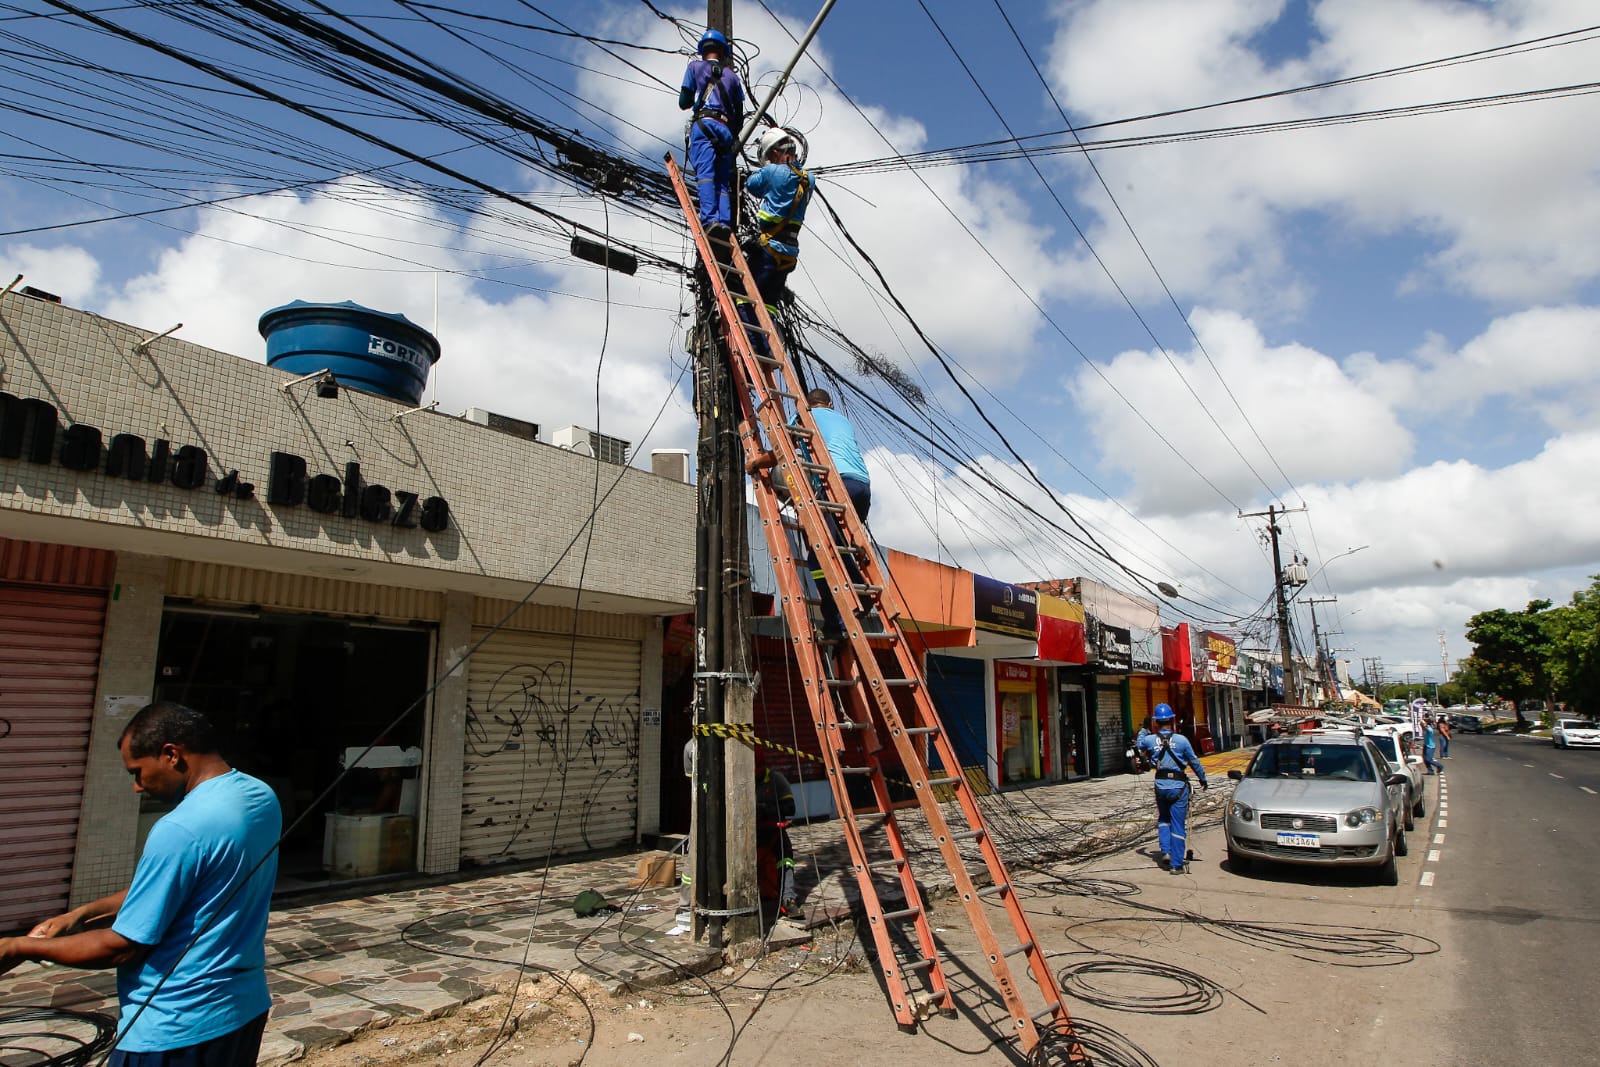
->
<box><xmin>460</xmin><ymin>627</ymin><xmax>641</xmax><ymax>865</ymax></box>
<box><xmin>1096</xmin><ymin>685</ymin><xmax>1124</xmax><ymax>776</ymax></box>
<box><xmin>0</xmin><ymin>583</ymin><xmax>108</xmax><ymax>932</ymax></box>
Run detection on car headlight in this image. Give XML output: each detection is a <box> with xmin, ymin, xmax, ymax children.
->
<box><xmin>1345</xmin><ymin>806</ymin><xmax>1383</xmax><ymax>828</ymax></box>
<box><xmin>1229</xmin><ymin>801</ymin><xmax>1255</xmax><ymax>822</ymax></box>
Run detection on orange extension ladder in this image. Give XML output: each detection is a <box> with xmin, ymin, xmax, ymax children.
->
<box><xmin>666</xmin><ymin>153</ymin><xmax>1085</xmax><ymax>1059</ymax></box>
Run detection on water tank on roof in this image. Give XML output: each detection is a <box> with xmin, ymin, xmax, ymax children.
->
<box><xmin>259</xmin><ymin>300</ymin><xmax>440</xmax><ymax>406</ymax></box>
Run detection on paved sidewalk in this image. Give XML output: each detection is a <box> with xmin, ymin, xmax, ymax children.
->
<box><xmin>0</xmin><ymin>747</ymin><xmax>1253</xmax><ymax>1063</ymax></box>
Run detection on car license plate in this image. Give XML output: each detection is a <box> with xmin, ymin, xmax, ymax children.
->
<box><xmin>1276</xmin><ymin>832</ymin><xmax>1320</xmax><ymax>849</ymax></box>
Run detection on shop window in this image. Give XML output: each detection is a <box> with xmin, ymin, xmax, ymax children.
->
<box><xmin>153</xmin><ymin>608</ymin><xmax>432</xmax><ymax>890</ymax></box>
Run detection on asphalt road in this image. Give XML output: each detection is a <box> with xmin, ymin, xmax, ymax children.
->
<box><xmin>1432</xmin><ymin>732</ymin><xmax>1600</xmax><ymax>1064</ymax></box>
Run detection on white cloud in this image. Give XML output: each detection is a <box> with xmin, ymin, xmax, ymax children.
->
<box><xmin>0</xmin><ymin>243</ymin><xmax>100</xmax><ymax>305</ymax></box>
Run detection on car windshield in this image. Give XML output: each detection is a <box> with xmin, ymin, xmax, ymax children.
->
<box><xmin>1248</xmin><ymin>744</ymin><xmax>1375</xmax><ymax>782</ymax></box>
<box><xmin>1368</xmin><ymin>736</ymin><xmax>1400</xmax><ymax>762</ymax></box>
<box><xmin>1560</xmin><ymin>720</ymin><xmax>1597</xmax><ymax>730</ymax></box>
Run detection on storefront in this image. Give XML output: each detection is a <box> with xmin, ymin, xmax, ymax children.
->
<box><xmin>0</xmin><ymin>292</ymin><xmax>693</xmax><ymax>924</ymax></box>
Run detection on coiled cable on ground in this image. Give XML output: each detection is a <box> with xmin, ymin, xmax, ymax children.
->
<box><xmin>1054</xmin><ymin>952</ymin><xmax>1243</xmax><ymax>1015</ymax></box>
<box><xmin>1026</xmin><ymin>1016</ymin><xmax>1160</xmax><ymax>1067</ymax></box>
<box><xmin>0</xmin><ymin>1007</ymin><xmax>117</xmax><ymax>1067</ymax></box>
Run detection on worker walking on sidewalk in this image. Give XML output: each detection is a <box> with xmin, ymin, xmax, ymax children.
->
<box><xmin>1137</xmin><ymin>703</ymin><xmax>1208</xmax><ymax>874</ymax></box>
<box><xmin>679</xmin><ymin>29</ymin><xmax>745</xmax><ymax>237</ymax></box>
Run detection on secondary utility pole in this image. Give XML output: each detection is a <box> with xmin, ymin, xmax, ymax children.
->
<box><xmin>1241</xmin><ymin>504</ymin><xmax>1305</xmax><ymax>705</ymax></box>
<box><xmin>1306</xmin><ymin>596</ymin><xmax>1337</xmax><ymax>698</ymax></box>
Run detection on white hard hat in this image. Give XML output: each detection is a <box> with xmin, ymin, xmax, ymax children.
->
<box><xmin>756</xmin><ymin>126</ymin><xmax>796</xmax><ymax>163</ymax></box>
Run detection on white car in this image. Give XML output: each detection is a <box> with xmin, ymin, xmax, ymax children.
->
<box><xmin>1552</xmin><ymin>719</ymin><xmax>1600</xmax><ymax>748</ymax></box>
<box><xmin>1363</xmin><ymin>725</ymin><xmax>1426</xmax><ymax>829</ymax></box>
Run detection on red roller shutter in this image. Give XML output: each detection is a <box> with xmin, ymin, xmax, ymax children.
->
<box><xmin>0</xmin><ymin>583</ymin><xmax>108</xmax><ymax>932</ymax></box>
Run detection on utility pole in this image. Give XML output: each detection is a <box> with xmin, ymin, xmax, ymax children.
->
<box><xmin>690</xmin><ymin>0</ymin><xmax>758</xmax><ymax>947</ymax></box>
<box><xmin>1241</xmin><ymin>504</ymin><xmax>1305</xmax><ymax>705</ymax></box>
<box><xmin>1306</xmin><ymin>597</ymin><xmax>1337</xmax><ymax>698</ymax></box>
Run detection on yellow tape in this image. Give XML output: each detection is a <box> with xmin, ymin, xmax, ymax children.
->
<box><xmin>692</xmin><ymin>721</ymin><xmax>931</xmax><ymax>795</ymax></box>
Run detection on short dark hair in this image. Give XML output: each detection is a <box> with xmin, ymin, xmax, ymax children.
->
<box><xmin>806</xmin><ymin>388</ymin><xmax>832</xmax><ymax>407</ymax></box>
<box><xmin>120</xmin><ymin>701</ymin><xmax>218</xmax><ymax>758</ymax></box>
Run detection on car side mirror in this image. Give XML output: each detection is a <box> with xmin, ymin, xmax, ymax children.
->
<box><xmin>1387</xmin><ymin>772</ymin><xmax>1409</xmax><ymax>787</ymax></box>
<box><xmin>1227</xmin><ymin>769</ymin><xmax>1243</xmax><ymax>781</ymax></box>
<box><xmin>1407</xmin><ymin>755</ymin><xmax>1422</xmax><ymax>765</ymax></box>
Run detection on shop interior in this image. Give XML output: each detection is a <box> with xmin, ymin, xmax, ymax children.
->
<box><xmin>152</xmin><ymin>606</ymin><xmax>432</xmax><ymax>890</ymax></box>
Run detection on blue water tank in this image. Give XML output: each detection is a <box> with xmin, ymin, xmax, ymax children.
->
<box><xmin>259</xmin><ymin>300</ymin><xmax>440</xmax><ymax>406</ymax></box>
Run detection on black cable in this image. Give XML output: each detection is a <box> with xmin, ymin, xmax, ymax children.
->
<box><xmin>0</xmin><ymin>1006</ymin><xmax>117</xmax><ymax>1067</ymax></box>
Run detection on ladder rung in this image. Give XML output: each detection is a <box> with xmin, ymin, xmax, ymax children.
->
<box><xmin>881</xmin><ymin>906</ymin><xmax>922</xmax><ymax>922</ymax></box>
<box><xmin>1005</xmin><ymin>941</ymin><xmax>1036</xmax><ymax>959</ymax></box>
<box><xmin>785</xmin><ymin>425</ymin><xmax>813</xmax><ymax>438</ymax></box>
<box><xmin>838</xmin><ymin>765</ymin><xmax>874</xmax><ymax>776</ymax></box>
<box><xmin>816</xmin><ymin>501</ymin><xmax>846</xmax><ymax>513</ymax></box>
<box><xmin>781</xmin><ymin>518</ymin><xmax>805</xmax><ymax>531</ymax></box>
<box><xmin>884</xmin><ymin>678</ymin><xmax>920</xmax><ymax>688</ymax></box>
<box><xmin>1033</xmin><ymin>1002</ymin><xmax>1067</xmax><ymax>1021</ymax></box>
<box><xmin>977</xmin><ymin>883</ymin><xmax>1011</xmax><ymax>899</ymax></box>
<box><xmin>925</xmin><ymin>776</ymin><xmax>960</xmax><ymax>788</ymax></box>
<box><xmin>837</xmin><ymin>721</ymin><xmax>872</xmax><ymax>731</ymax></box>
<box><xmin>950</xmin><ymin>828</ymin><xmax>985</xmax><ymax>843</ymax></box>
<box><xmin>904</xmin><ymin>726</ymin><xmax>939</xmax><ymax>736</ymax></box>
<box><xmin>851</xmin><ymin>584</ymin><xmax>884</xmax><ymax>597</ymax></box>
<box><xmin>868</xmin><ymin>857</ymin><xmax>907</xmax><ymax>871</ymax></box>
<box><xmin>799</xmin><ymin>461</ymin><xmax>829</xmax><ymax>474</ymax></box>
<box><xmin>756</xmin><ymin>354</ymin><xmax>782</xmax><ymax>366</ymax></box>
<box><xmin>901</xmin><ymin>958</ymin><xmax>938</xmax><ymax>975</ymax></box>
<box><xmin>851</xmin><ymin>808</ymin><xmax>887</xmax><ymax>820</ymax></box>
<box><xmin>826</xmin><ymin>677</ymin><xmax>858</xmax><ymax>689</ymax></box>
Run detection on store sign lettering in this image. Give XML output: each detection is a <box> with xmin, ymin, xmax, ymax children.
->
<box><xmin>0</xmin><ymin>391</ymin><xmax>448</xmax><ymax>532</ymax></box>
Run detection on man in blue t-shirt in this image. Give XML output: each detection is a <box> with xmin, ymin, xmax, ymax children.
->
<box><xmin>803</xmin><ymin>388</ymin><xmax>871</xmax><ymax>638</ymax></box>
<box><xmin>0</xmin><ymin>701</ymin><xmax>281</xmax><ymax>1064</ymax></box>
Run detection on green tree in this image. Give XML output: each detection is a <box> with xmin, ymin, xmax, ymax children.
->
<box><xmin>1546</xmin><ymin>576</ymin><xmax>1600</xmax><ymax>716</ymax></box>
<box><xmin>1464</xmin><ymin>600</ymin><xmax>1555</xmax><ymax>729</ymax></box>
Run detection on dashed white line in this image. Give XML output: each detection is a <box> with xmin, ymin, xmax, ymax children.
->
<box><xmin>1427</xmin><ymin>849</ymin><xmax>1442</xmax><ymax>862</ymax></box>
<box><xmin>1420</xmin><ymin>871</ymin><xmax>1435</xmax><ymax>886</ymax></box>
<box><xmin>1433</xmin><ymin>834</ymin><xmax>1445</xmax><ymax>844</ymax></box>
<box><xmin>1438</xmin><ymin>820</ymin><xmax>1447</xmax><ymax>828</ymax></box>
<box><xmin>1524</xmin><ymin>763</ymin><xmax>1536</xmax><ymax>768</ymax></box>
<box><xmin>1550</xmin><ymin>773</ymin><xmax>1566</xmax><ymax>780</ymax></box>
<box><xmin>1582</xmin><ymin>786</ymin><xmax>1597</xmax><ymax>795</ymax></box>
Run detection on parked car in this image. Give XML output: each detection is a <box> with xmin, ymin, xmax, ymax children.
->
<box><xmin>1225</xmin><ymin>733</ymin><xmax>1411</xmax><ymax>885</ymax></box>
<box><xmin>1552</xmin><ymin>719</ymin><xmax>1600</xmax><ymax>748</ymax></box>
<box><xmin>1363</xmin><ymin>725</ymin><xmax>1425</xmax><ymax>829</ymax></box>
<box><xmin>1453</xmin><ymin>714</ymin><xmax>1484</xmax><ymax>734</ymax></box>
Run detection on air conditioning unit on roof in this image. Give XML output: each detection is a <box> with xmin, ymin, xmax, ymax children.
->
<box><xmin>552</xmin><ymin>424</ymin><xmax>630</xmax><ymax>466</ymax></box>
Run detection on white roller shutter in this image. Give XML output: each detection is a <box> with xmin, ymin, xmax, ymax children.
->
<box><xmin>460</xmin><ymin>627</ymin><xmax>641</xmax><ymax>865</ymax></box>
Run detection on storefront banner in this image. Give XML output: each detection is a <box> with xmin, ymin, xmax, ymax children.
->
<box><xmin>974</xmin><ymin>574</ymin><xmax>1038</xmax><ymax>638</ymax></box>
<box><xmin>1200</xmin><ymin>630</ymin><xmax>1239</xmax><ymax>686</ymax></box>
<box><xmin>1130</xmin><ymin>626</ymin><xmax>1164</xmax><ymax>674</ymax></box>
<box><xmin>1037</xmin><ymin>594</ymin><xmax>1087</xmax><ymax>664</ymax></box>
<box><xmin>1162</xmin><ymin>623</ymin><xmax>1194</xmax><ymax>681</ymax></box>
<box><xmin>1091</xmin><ymin>620</ymin><xmax>1132</xmax><ymax>673</ymax></box>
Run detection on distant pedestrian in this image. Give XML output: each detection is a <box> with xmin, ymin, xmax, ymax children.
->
<box><xmin>1437</xmin><ymin>715</ymin><xmax>1452</xmax><ymax>757</ymax></box>
<box><xmin>1422</xmin><ymin>716</ymin><xmax>1442</xmax><ymax>774</ymax></box>
<box><xmin>1136</xmin><ymin>704</ymin><xmax>1208</xmax><ymax>874</ymax></box>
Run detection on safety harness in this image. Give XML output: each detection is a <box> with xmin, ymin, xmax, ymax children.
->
<box><xmin>692</xmin><ymin>61</ymin><xmax>733</xmax><ymax>140</ymax></box>
<box><xmin>1152</xmin><ymin>736</ymin><xmax>1189</xmax><ymax>783</ymax></box>
<box><xmin>755</xmin><ymin>163</ymin><xmax>810</xmax><ymax>271</ymax></box>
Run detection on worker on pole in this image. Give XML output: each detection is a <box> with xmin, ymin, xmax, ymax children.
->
<box><xmin>744</xmin><ymin>127</ymin><xmax>813</xmax><ymax>306</ymax></box>
<box><xmin>679</xmin><ymin>29</ymin><xmax>745</xmax><ymax>238</ymax></box>
<box><xmin>1137</xmin><ymin>703</ymin><xmax>1208</xmax><ymax>874</ymax></box>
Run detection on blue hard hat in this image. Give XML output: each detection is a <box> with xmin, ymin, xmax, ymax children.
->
<box><xmin>1153</xmin><ymin>703</ymin><xmax>1175</xmax><ymax>722</ymax></box>
<box><xmin>698</xmin><ymin>29</ymin><xmax>728</xmax><ymax>55</ymax></box>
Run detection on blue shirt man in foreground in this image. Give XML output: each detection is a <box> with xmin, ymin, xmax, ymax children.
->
<box><xmin>804</xmin><ymin>388</ymin><xmax>870</xmax><ymax>639</ymax></box>
<box><xmin>1137</xmin><ymin>703</ymin><xmax>1208</xmax><ymax>874</ymax></box>
<box><xmin>0</xmin><ymin>701</ymin><xmax>281</xmax><ymax>1064</ymax></box>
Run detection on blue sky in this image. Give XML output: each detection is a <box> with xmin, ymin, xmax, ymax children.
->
<box><xmin>4</xmin><ymin>0</ymin><xmax>1600</xmax><ymax>685</ymax></box>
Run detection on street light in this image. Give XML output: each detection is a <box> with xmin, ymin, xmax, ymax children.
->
<box><xmin>1287</xmin><ymin>545</ymin><xmax>1370</xmax><ymax>606</ymax></box>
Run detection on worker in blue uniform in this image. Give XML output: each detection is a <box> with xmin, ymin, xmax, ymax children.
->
<box><xmin>744</xmin><ymin>127</ymin><xmax>813</xmax><ymax>305</ymax></box>
<box><xmin>802</xmin><ymin>388</ymin><xmax>870</xmax><ymax>639</ymax></box>
<box><xmin>1137</xmin><ymin>703</ymin><xmax>1208</xmax><ymax>874</ymax></box>
<box><xmin>678</xmin><ymin>29</ymin><xmax>745</xmax><ymax>237</ymax></box>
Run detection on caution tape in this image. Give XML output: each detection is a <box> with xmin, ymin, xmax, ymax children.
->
<box><xmin>693</xmin><ymin>721</ymin><xmax>943</xmax><ymax>797</ymax></box>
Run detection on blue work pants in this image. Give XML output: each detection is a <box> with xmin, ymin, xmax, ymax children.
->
<box><xmin>1154</xmin><ymin>779</ymin><xmax>1191</xmax><ymax>866</ymax></box>
<box><xmin>808</xmin><ymin>475</ymin><xmax>871</xmax><ymax>634</ymax></box>
<box><xmin>687</xmin><ymin>117</ymin><xmax>734</xmax><ymax>228</ymax></box>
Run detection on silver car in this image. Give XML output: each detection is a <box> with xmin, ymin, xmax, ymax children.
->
<box><xmin>1225</xmin><ymin>734</ymin><xmax>1411</xmax><ymax>885</ymax></box>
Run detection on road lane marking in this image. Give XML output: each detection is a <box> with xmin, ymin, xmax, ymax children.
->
<box><xmin>1524</xmin><ymin>763</ymin><xmax>1536</xmax><ymax>768</ymax></box>
<box><xmin>1428</xmin><ymin>850</ymin><xmax>1441</xmax><ymax>862</ymax></box>
<box><xmin>1582</xmin><ymin>787</ymin><xmax>1597</xmax><ymax>795</ymax></box>
<box><xmin>1433</xmin><ymin>834</ymin><xmax>1445</xmax><ymax>844</ymax></box>
<box><xmin>1438</xmin><ymin>820</ymin><xmax>1447</xmax><ymax>827</ymax></box>
<box><xmin>1420</xmin><ymin>871</ymin><xmax>1435</xmax><ymax>886</ymax></box>
<box><xmin>1550</xmin><ymin>773</ymin><xmax>1565</xmax><ymax>779</ymax></box>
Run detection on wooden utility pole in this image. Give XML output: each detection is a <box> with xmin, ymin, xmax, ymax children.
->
<box><xmin>1307</xmin><ymin>596</ymin><xmax>1337</xmax><ymax>697</ymax></box>
<box><xmin>1241</xmin><ymin>504</ymin><xmax>1304</xmax><ymax>705</ymax></box>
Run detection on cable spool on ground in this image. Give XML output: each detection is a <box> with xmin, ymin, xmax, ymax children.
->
<box><xmin>1027</xmin><ymin>1016</ymin><xmax>1160</xmax><ymax>1067</ymax></box>
<box><xmin>0</xmin><ymin>1006</ymin><xmax>117</xmax><ymax>1067</ymax></box>
<box><xmin>1056</xmin><ymin>955</ymin><xmax>1225</xmax><ymax>1014</ymax></box>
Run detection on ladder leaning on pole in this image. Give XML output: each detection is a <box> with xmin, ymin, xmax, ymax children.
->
<box><xmin>665</xmin><ymin>153</ymin><xmax>1086</xmax><ymax>1061</ymax></box>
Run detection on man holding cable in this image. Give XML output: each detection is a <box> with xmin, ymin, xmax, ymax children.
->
<box><xmin>0</xmin><ymin>701</ymin><xmax>281</xmax><ymax>1066</ymax></box>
